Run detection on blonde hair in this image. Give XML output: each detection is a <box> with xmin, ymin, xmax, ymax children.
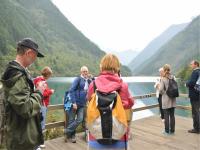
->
<box><xmin>80</xmin><ymin>66</ymin><xmax>88</xmax><ymax>72</ymax></box>
<box><xmin>41</xmin><ymin>66</ymin><xmax>53</xmax><ymax>79</ymax></box>
<box><xmin>163</xmin><ymin>64</ymin><xmax>171</xmax><ymax>77</ymax></box>
<box><xmin>100</xmin><ymin>53</ymin><xmax>120</xmax><ymax>73</ymax></box>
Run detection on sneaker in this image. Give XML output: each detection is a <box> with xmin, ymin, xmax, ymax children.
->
<box><xmin>71</xmin><ymin>135</ymin><xmax>76</xmax><ymax>143</ymax></box>
<box><xmin>188</xmin><ymin>129</ymin><xmax>200</xmax><ymax>134</ymax></box>
<box><xmin>162</xmin><ymin>131</ymin><xmax>170</xmax><ymax>135</ymax></box>
<box><xmin>40</xmin><ymin>144</ymin><xmax>46</xmax><ymax>148</ymax></box>
<box><xmin>36</xmin><ymin>147</ymin><xmax>42</xmax><ymax>150</ymax></box>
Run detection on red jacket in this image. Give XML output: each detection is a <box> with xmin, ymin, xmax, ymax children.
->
<box><xmin>33</xmin><ymin>76</ymin><xmax>53</xmax><ymax>106</ymax></box>
<box><xmin>87</xmin><ymin>71</ymin><xmax>134</xmax><ymax>109</ymax></box>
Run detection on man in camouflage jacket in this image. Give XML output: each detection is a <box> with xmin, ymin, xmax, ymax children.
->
<box><xmin>1</xmin><ymin>38</ymin><xmax>45</xmax><ymax>150</ymax></box>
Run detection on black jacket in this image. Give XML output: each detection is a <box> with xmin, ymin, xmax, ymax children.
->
<box><xmin>186</xmin><ymin>68</ymin><xmax>200</xmax><ymax>100</ymax></box>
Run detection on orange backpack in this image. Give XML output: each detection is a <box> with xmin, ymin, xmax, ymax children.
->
<box><xmin>87</xmin><ymin>82</ymin><xmax>127</xmax><ymax>145</ymax></box>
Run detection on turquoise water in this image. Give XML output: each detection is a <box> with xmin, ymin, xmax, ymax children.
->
<box><xmin>47</xmin><ymin>77</ymin><xmax>191</xmax><ymax>118</ymax></box>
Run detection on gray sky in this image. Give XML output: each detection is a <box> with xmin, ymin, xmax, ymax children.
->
<box><xmin>52</xmin><ymin>0</ymin><xmax>199</xmax><ymax>52</ymax></box>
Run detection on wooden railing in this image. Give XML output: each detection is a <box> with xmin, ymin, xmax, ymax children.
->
<box><xmin>45</xmin><ymin>93</ymin><xmax>191</xmax><ymax>129</ymax></box>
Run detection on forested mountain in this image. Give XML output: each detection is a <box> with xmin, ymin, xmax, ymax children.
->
<box><xmin>0</xmin><ymin>0</ymin><xmax>131</xmax><ymax>77</ymax></box>
<box><xmin>129</xmin><ymin>23</ymin><xmax>188</xmax><ymax>74</ymax></box>
<box><xmin>131</xmin><ymin>15</ymin><xmax>200</xmax><ymax>76</ymax></box>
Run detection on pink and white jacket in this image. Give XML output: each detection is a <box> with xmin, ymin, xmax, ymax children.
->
<box><xmin>87</xmin><ymin>71</ymin><xmax>134</xmax><ymax>109</ymax></box>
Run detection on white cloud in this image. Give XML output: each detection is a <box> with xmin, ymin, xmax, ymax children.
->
<box><xmin>52</xmin><ymin>0</ymin><xmax>200</xmax><ymax>52</ymax></box>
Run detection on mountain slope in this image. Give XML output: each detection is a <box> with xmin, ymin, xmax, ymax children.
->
<box><xmin>0</xmin><ymin>0</ymin><xmax>131</xmax><ymax>76</ymax></box>
<box><xmin>128</xmin><ymin>22</ymin><xmax>188</xmax><ymax>74</ymax></box>
<box><xmin>134</xmin><ymin>15</ymin><xmax>200</xmax><ymax>75</ymax></box>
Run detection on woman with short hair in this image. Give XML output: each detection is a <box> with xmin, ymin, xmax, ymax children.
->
<box><xmin>87</xmin><ymin>54</ymin><xmax>134</xmax><ymax>149</ymax></box>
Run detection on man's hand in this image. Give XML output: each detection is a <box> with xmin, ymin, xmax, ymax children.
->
<box><xmin>36</xmin><ymin>81</ymin><xmax>46</xmax><ymax>94</ymax></box>
<box><xmin>51</xmin><ymin>89</ymin><xmax>55</xmax><ymax>93</ymax></box>
<box><xmin>72</xmin><ymin>103</ymin><xmax>77</xmax><ymax>110</ymax></box>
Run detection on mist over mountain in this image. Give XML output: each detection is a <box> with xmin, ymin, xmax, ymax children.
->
<box><xmin>131</xmin><ymin>15</ymin><xmax>200</xmax><ymax>75</ymax></box>
<box><xmin>128</xmin><ymin>22</ymin><xmax>189</xmax><ymax>75</ymax></box>
<box><xmin>105</xmin><ymin>49</ymin><xmax>139</xmax><ymax>65</ymax></box>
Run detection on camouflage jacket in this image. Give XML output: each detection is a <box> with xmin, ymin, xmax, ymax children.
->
<box><xmin>1</xmin><ymin>61</ymin><xmax>43</xmax><ymax>150</ymax></box>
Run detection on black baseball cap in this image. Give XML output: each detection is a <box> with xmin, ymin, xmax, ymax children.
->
<box><xmin>17</xmin><ymin>38</ymin><xmax>44</xmax><ymax>57</ymax></box>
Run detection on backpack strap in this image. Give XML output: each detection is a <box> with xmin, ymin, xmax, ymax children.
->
<box><xmin>93</xmin><ymin>81</ymin><xmax>97</xmax><ymax>92</ymax></box>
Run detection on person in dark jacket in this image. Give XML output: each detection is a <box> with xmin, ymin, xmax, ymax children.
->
<box><xmin>65</xmin><ymin>66</ymin><xmax>92</xmax><ymax>143</ymax></box>
<box><xmin>186</xmin><ymin>60</ymin><xmax>200</xmax><ymax>134</ymax></box>
<box><xmin>1</xmin><ymin>38</ymin><xmax>45</xmax><ymax>150</ymax></box>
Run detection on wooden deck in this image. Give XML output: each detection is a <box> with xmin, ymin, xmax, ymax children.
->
<box><xmin>44</xmin><ymin>115</ymin><xmax>200</xmax><ymax>150</ymax></box>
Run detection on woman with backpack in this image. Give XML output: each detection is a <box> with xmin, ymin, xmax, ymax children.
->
<box><xmin>159</xmin><ymin>64</ymin><xmax>176</xmax><ymax>135</ymax></box>
<box><xmin>87</xmin><ymin>53</ymin><xmax>134</xmax><ymax>149</ymax></box>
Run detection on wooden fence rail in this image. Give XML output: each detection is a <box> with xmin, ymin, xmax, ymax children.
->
<box><xmin>45</xmin><ymin>93</ymin><xmax>191</xmax><ymax>129</ymax></box>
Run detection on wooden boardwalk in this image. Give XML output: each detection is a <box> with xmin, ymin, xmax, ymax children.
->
<box><xmin>44</xmin><ymin>116</ymin><xmax>200</xmax><ymax>150</ymax></box>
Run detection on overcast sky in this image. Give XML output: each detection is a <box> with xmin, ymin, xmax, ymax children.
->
<box><xmin>52</xmin><ymin>0</ymin><xmax>199</xmax><ymax>52</ymax></box>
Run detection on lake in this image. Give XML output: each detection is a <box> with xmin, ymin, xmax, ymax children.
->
<box><xmin>47</xmin><ymin>77</ymin><xmax>191</xmax><ymax>120</ymax></box>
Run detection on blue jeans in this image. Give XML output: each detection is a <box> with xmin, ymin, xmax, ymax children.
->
<box><xmin>40</xmin><ymin>106</ymin><xmax>47</xmax><ymax>130</ymax></box>
<box><xmin>65</xmin><ymin>106</ymin><xmax>84</xmax><ymax>137</ymax></box>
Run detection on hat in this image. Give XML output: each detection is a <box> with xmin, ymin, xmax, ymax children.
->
<box><xmin>18</xmin><ymin>38</ymin><xmax>44</xmax><ymax>57</ymax></box>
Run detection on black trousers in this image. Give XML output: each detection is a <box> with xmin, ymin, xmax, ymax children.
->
<box><xmin>190</xmin><ymin>99</ymin><xmax>200</xmax><ymax>131</ymax></box>
<box><xmin>163</xmin><ymin>107</ymin><xmax>175</xmax><ymax>133</ymax></box>
<box><xmin>158</xmin><ymin>94</ymin><xmax>164</xmax><ymax>119</ymax></box>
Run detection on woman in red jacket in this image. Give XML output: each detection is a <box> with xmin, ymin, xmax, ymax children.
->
<box><xmin>34</xmin><ymin>66</ymin><xmax>54</xmax><ymax>148</ymax></box>
<box><xmin>87</xmin><ymin>54</ymin><xmax>134</xmax><ymax>110</ymax></box>
<box><xmin>87</xmin><ymin>54</ymin><xmax>134</xmax><ymax>148</ymax></box>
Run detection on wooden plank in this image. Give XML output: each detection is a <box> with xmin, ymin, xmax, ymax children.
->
<box><xmin>44</xmin><ymin>116</ymin><xmax>200</xmax><ymax>150</ymax></box>
<box><xmin>132</xmin><ymin>93</ymin><xmax>188</xmax><ymax>100</ymax></box>
<box><xmin>179</xmin><ymin>93</ymin><xmax>188</xmax><ymax>98</ymax></box>
<box><xmin>48</xmin><ymin>104</ymin><xmax>64</xmax><ymax>111</ymax></box>
<box><xmin>47</xmin><ymin>93</ymin><xmax>189</xmax><ymax>111</ymax></box>
<box><xmin>45</xmin><ymin>121</ymin><xmax>65</xmax><ymax>129</ymax></box>
<box><xmin>133</xmin><ymin>93</ymin><xmax>156</xmax><ymax>99</ymax></box>
<box><xmin>131</xmin><ymin>116</ymin><xmax>199</xmax><ymax>150</ymax></box>
<box><xmin>133</xmin><ymin>104</ymin><xmax>159</xmax><ymax>112</ymax></box>
<box><xmin>176</xmin><ymin>105</ymin><xmax>191</xmax><ymax>110</ymax></box>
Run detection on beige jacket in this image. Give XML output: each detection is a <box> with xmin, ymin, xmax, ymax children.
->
<box><xmin>159</xmin><ymin>76</ymin><xmax>176</xmax><ymax>109</ymax></box>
